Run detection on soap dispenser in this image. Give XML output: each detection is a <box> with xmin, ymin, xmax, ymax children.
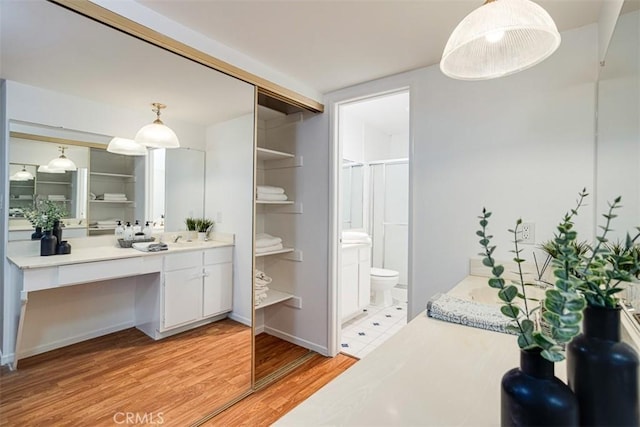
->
<box><xmin>133</xmin><ymin>220</ymin><xmax>142</xmax><ymax>234</ymax></box>
<box><xmin>123</xmin><ymin>222</ymin><xmax>133</xmax><ymax>241</ymax></box>
<box><xmin>115</xmin><ymin>220</ymin><xmax>124</xmax><ymax>240</ymax></box>
<box><xmin>143</xmin><ymin>221</ymin><xmax>152</xmax><ymax>239</ymax></box>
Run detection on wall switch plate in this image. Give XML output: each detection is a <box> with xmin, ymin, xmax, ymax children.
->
<box><xmin>521</xmin><ymin>222</ymin><xmax>535</xmax><ymax>244</ymax></box>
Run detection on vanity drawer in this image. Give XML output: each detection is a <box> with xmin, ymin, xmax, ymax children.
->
<box><xmin>58</xmin><ymin>257</ymin><xmax>142</xmax><ymax>286</ymax></box>
<box><xmin>164</xmin><ymin>251</ymin><xmax>203</xmax><ymax>271</ymax></box>
<box><xmin>204</xmin><ymin>247</ymin><xmax>233</xmax><ymax>265</ymax></box>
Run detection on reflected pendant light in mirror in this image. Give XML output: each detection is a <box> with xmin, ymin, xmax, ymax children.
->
<box><xmin>440</xmin><ymin>0</ymin><xmax>561</xmax><ymax>80</ymax></box>
<box><xmin>10</xmin><ymin>165</ymin><xmax>35</xmax><ymax>181</ymax></box>
<box><xmin>107</xmin><ymin>137</ymin><xmax>147</xmax><ymax>156</ymax></box>
<box><xmin>47</xmin><ymin>146</ymin><xmax>77</xmax><ymax>171</ymax></box>
<box><xmin>38</xmin><ymin>164</ymin><xmax>66</xmax><ymax>174</ymax></box>
<box><xmin>135</xmin><ymin>102</ymin><xmax>180</xmax><ymax>149</ymax></box>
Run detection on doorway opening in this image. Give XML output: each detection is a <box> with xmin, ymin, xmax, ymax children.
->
<box><xmin>336</xmin><ymin>89</ymin><xmax>410</xmax><ymax>358</ymax></box>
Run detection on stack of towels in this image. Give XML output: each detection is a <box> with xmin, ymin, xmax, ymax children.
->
<box><xmin>256</xmin><ymin>185</ymin><xmax>288</xmax><ymax>202</ymax></box>
<box><xmin>89</xmin><ymin>219</ymin><xmax>120</xmax><ymax>229</ymax></box>
<box><xmin>255</xmin><ymin>269</ymin><xmax>272</xmax><ymax>306</ymax></box>
<box><xmin>255</xmin><ymin>233</ymin><xmax>284</xmax><ymax>254</ymax></box>
<box><xmin>97</xmin><ymin>193</ymin><xmax>128</xmax><ymax>202</ymax></box>
<box><xmin>47</xmin><ymin>194</ymin><xmax>66</xmax><ymax>201</ymax></box>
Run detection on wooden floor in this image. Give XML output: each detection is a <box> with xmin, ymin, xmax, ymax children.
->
<box><xmin>0</xmin><ymin>319</ymin><xmax>252</xmax><ymax>426</ymax></box>
<box><xmin>254</xmin><ymin>333</ymin><xmax>311</xmax><ymax>383</ymax></box>
<box><xmin>0</xmin><ymin>323</ymin><xmax>357</xmax><ymax>426</ymax></box>
<box><xmin>201</xmin><ymin>352</ymin><xmax>358</xmax><ymax>426</ymax></box>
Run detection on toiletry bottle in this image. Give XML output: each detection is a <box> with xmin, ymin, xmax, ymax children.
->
<box><xmin>124</xmin><ymin>222</ymin><xmax>133</xmax><ymax>241</ymax></box>
<box><xmin>115</xmin><ymin>220</ymin><xmax>124</xmax><ymax>240</ymax></box>
<box><xmin>133</xmin><ymin>220</ymin><xmax>142</xmax><ymax>234</ymax></box>
<box><xmin>143</xmin><ymin>221</ymin><xmax>152</xmax><ymax>239</ymax></box>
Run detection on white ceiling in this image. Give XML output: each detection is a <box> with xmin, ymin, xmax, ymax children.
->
<box><xmin>343</xmin><ymin>91</ymin><xmax>410</xmax><ymax>136</ymax></box>
<box><xmin>135</xmin><ymin>0</ymin><xmax>607</xmax><ymax>94</ymax></box>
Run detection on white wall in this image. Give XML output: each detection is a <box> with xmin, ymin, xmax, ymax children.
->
<box><xmin>205</xmin><ymin>113</ymin><xmax>255</xmax><ymax>326</ymax></box>
<box><xmin>4</xmin><ymin>81</ymin><xmax>206</xmax><ymax>150</ymax></box>
<box><xmin>328</xmin><ymin>23</ymin><xmax>600</xmax><ymax>326</ymax></box>
<box><xmin>596</xmin><ymin>9</ymin><xmax>640</xmax><ymax>242</ymax></box>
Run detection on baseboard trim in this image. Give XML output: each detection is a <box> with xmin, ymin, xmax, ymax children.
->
<box><xmin>263</xmin><ymin>326</ymin><xmax>328</xmax><ymax>355</ymax></box>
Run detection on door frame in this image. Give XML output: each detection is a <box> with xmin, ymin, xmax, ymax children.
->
<box><xmin>327</xmin><ymin>83</ymin><xmax>413</xmax><ymax>356</ymax></box>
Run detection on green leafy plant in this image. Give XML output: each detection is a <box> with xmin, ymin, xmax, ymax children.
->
<box><xmin>185</xmin><ymin>217</ymin><xmax>214</xmax><ymax>233</ymax></box>
<box><xmin>477</xmin><ymin>205</ymin><xmax>586</xmax><ymax>362</ymax></box>
<box><xmin>195</xmin><ymin>218</ymin><xmax>214</xmax><ymax>233</ymax></box>
<box><xmin>550</xmin><ymin>189</ymin><xmax>640</xmax><ymax>308</ymax></box>
<box><xmin>185</xmin><ymin>217</ymin><xmax>198</xmax><ymax>231</ymax></box>
<box><xmin>24</xmin><ymin>200</ymin><xmax>67</xmax><ymax>231</ymax></box>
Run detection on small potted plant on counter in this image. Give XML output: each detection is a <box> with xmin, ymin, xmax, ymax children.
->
<box><xmin>24</xmin><ymin>199</ymin><xmax>67</xmax><ymax>256</ymax></box>
<box><xmin>540</xmin><ymin>189</ymin><xmax>639</xmax><ymax>426</ymax></box>
<box><xmin>184</xmin><ymin>217</ymin><xmax>215</xmax><ymax>241</ymax></box>
<box><xmin>476</xmin><ymin>195</ymin><xmax>588</xmax><ymax>426</ymax></box>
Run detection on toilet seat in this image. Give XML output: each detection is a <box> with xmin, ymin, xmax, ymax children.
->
<box><xmin>371</xmin><ymin>267</ymin><xmax>398</xmax><ymax>278</ymax></box>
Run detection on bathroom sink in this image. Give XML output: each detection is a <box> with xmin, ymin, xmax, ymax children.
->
<box><xmin>165</xmin><ymin>239</ymin><xmax>210</xmax><ymax>249</ymax></box>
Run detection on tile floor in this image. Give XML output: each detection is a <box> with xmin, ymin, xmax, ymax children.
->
<box><xmin>340</xmin><ymin>301</ymin><xmax>408</xmax><ymax>359</ymax></box>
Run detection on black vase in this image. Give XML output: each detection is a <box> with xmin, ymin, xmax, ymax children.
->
<box><xmin>40</xmin><ymin>231</ymin><xmax>57</xmax><ymax>256</ymax></box>
<box><xmin>502</xmin><ymin>349</ymin><xmax>578</xmax><ymax>426</ymax></box>
<box><xmin>31</xmin><ymin>226</ymin><xmax>43</xmax><ymax>240</ymax></box>
<box><xmin>567</xmin><ymin>305</ymin><xmax>639</xmax><ymax>426</ymax></box>
<box><xmin>52</xmin><ymin>220</ymin><xmax>63</xmax><ymax>245</ymax></box>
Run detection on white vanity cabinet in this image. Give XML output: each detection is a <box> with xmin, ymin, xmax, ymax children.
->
<box><xmin>158</xmin><ymin>247</ymin><xmax>233</xmax><ymax>333</ymax></box>
<box><xmin>341</xmin><ymin>244</ymin><xmax>371</xmax><ymax>322</ymax></box>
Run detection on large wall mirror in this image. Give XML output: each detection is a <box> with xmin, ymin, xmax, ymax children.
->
<box><xmin>1</xmin><ymin>0</ymin><xmax>255</xmax><ymax>424</ymax></box>
<box><xmin>596</xmin><ymin>2</ymin><xmax>640</xmax><ymax>316</ymax></box>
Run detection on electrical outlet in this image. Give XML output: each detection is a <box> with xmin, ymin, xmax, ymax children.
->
<box><xmin>521</xmin><ymin>222</ymin><xmax>535</xmax><ymax>244</ymax></box>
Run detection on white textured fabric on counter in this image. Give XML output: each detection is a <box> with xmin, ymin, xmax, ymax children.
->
<box><xmin>257</xmin><ymin>185</ymin><xmax>285</xmax><ymax>194</ymax></box>
<box><xmin>426</xmin><ymin>293</ymin><xmax>516</xmax><ymax>335</ymax></box>
<box><xmin>256</xmin><ymin>233</ymin><xmax>283</xmax><ymax>248</ymax></box>
<box><xmin>255</xmin><ymin>243</ymin><xmax>284</xmax><ymax>254</ymax></box>
<box><xmin>257</xmin><ymin>193</ymin><xmax>288</xmax><ymax>201</ymax></box>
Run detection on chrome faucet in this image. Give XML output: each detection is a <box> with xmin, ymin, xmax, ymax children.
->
<box><xmin>173</xmin><ymin>235</ymin><xmax>183</xmax><ymax>243</ymax></box>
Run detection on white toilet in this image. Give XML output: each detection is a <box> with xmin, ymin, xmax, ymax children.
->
<box><xmin>370</xmin><ymin>267</ymin><xmax>399</xmax><ymax>307</ymax></box>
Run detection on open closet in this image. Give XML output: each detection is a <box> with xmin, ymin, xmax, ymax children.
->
<box><xmin>253</xmin><ymin>93</ymin><xmax>325</xmax><ymax>385</ymax></box>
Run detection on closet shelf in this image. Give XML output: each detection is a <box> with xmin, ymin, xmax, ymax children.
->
<box><xmin>90</xmin><ymin>172</ymin><xmax>136</xmax><ymax>179</ymax></box>
<box><xmin>90</xmin><ymin>200</ymin><xmax>135</xmax><ymax>204</ymax></box>
<box><xmin>37</xmin><ymin>181</ymin><xmax>71</xmax><ymax>185</ymax></box>
<box><xmin>255</xmin><ymin>247</ymin><xmax>295</xmax><ymax>257</ymax></box>
<box><xmin>255</xmin><ymin>289</ymin><xmax>294</xmax><ymax>309</ymax></box>
<box><xmin>256</xmin><ymin>200</ymin><xmax>295</xmax><ymax>205</ymax></box>
<box><xmin>256</xmin><ymin>147</ymin><xmax>294</xmax><ymax>161</ymax></box>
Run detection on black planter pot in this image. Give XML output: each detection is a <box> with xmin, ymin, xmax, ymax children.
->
<box><xmin>40</xmin><ymin>231</ymin><xmax>57</xmax><ymax>256</ymax></box>
<box><xmin>567</xmin><ymin>305</ymin><xmax>639</xmax><ymax>426</ymax></box>
<box><xmin>31</xmin><ymin>226</ymin><xmax>43</xmax><ymax>240</ymax></box>
<box><xmin>502</xmin><ymin>349</ymin><xmax>578</xmax><ymax>427</ymax></box>
<box><xmin>52</xmin><ymin>220</ymin><xmax>63</xmax><ymax>245</ymax></box>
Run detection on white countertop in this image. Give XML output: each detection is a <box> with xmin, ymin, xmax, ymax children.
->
<box><xmin>275</xmin><ymin>276</ymin><xmax>566</xmax><ymax>427</ymax></box>
<box><xmin>8</xmin><ymin>239</ymin><xmax>233</xmax><ymax>269</ymax></box>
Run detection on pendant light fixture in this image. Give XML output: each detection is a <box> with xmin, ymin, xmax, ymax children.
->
<box><xmin>10</xmin><ymin>165</ymin><xmax>34</xmax><ymax>181</ymax></box>
<box><xmin>440</xmin><ymin>0</ymin><xmax>561</xmax><ymax>81</ymax></box>
<box><xmin>134</xmin><ymin>102</ymin><xmax>180</xmax><ymax>149</ymax></box>
<box><xmin>38</xmin><ymin>164</ymin><xmax>66</xmax><ymax>174</ymax></box>
<box><xmin>47</xmin><ymin>146</ymin><xmax>77</xmax><ymax>171</ymax></box>
<box><xmin>107</xmin><ymin>137</ymin><xmax>147</xmax><ymax>156</ymax></box>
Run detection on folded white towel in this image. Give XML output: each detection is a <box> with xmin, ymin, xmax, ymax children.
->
<box><xmin>257</xmin><ymin>193</ymin><xmax>288</xmax><ymax>201</ymax></box>
<box><xmin>257</xmin><ymin>185</ymin><xmax>285</xmax><ymax>194</ymax></box>
<box><xmin>255</xmin><ymin>293</ymin><xmax>268</xmax><ymax>306</ymax></box>
<box><xmin>104</xmin><ymin>193</ymin><xmax>127</xmax><ymax>197</ymax></box>
<box><xmin>48</xmin><ymin>195</ymin><xmax>66</xmax><ymax>200</ymax></box>
<box><xmin>426</xmin><ymin>293</ymin><xmax>516</xmax><ymax>335</ymax></box>
<box><xmin>255</xmin><ymin>287</ymin><xmax>269</xmax><ymax>296</ymax></box>
<box><xmin>256</xmin><ymin>233</ymin><xmax>283</xmax><ymax>248</ymax></box>
<box><xmin>255</xmin><ymin>243</ymin><xmax>284</xmax><ymax>254</ymax></box>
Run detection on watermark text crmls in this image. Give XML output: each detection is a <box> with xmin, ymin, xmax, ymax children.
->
<box><xmin>113</xmin><ymin>412</ymin><xmax>164</xmax><ymax>425</ymax></box>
